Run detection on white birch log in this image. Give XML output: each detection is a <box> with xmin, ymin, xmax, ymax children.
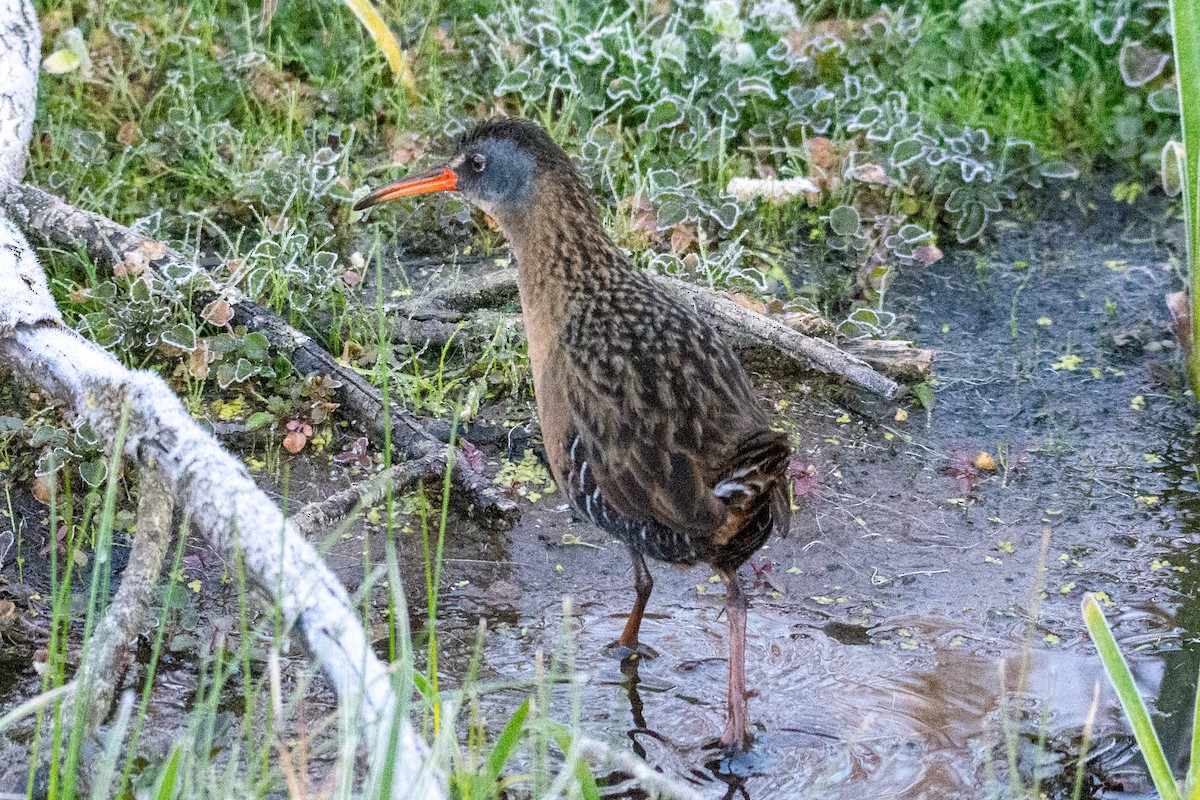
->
<box><xmin>0</xmin><ymin>1</ymin><xmax>442</xmax><ymax>796</ymax></box>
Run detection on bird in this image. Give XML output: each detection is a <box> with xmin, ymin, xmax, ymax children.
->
<box><xmin>355</xmin><ymin>118</ymin><xmax>791</xmax><ymax>751</ymax></box>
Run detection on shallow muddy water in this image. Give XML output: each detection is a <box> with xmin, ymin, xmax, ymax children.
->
<box><xmin>2</xmin><ymin>198</ymin><xmax>1199</xmax><ymax>798</ymax></box>
<box><xmin>386</xmin><ymin>200</ymin><xmax>1200</xmax><ymax>799</ymax></box>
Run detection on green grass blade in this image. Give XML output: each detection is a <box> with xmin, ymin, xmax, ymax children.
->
<box><xmin>545</xmin><ymin>722</ymin><xmax>601</xmax><ymax>800</ymax></box>
<box><xmin>1082</xmin><ymin>594</ymin><xmax>1182</xmax><ymax>800</ymax></box>
<box><xmin>152</xmin><ymin>745</ymin><xmax>182</xmax><ymax>800</ymax></box>
<box><xmin>486</xmin><ymin>698</ymin><xmax>530</xmax><ymax>781</ymax></box>
<box><xmin>1168</xmin><ymin>0</ymin><xmax>1200</xmax><ymax>390</ymax></box>
<box><xmin>1188</xmin><ymin>660</ymin><xmax>1200</xmax><ymax>800</ymax></box>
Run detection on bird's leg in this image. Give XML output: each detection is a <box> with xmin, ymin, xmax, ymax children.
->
<box><xmin>719</xmin><ymin>568</ymin><xmax>752</xmax><ymax>751</ymax></box>
<box><xmin>610</xmin><ymin>547</ymin><xmax>656</xmax><ymax>659</ymax></box>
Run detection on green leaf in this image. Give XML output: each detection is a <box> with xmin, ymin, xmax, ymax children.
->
<box><xmin>233</xmin><ymin>358</ymin><xmax>258</xmax><ymax>383</ymax></box>
<box><xmin>79</xmin><ymin>459</ymin><xmax>107</xmax><ymax>488</ymax></box>
<box><xmin>710</xmin><ymin>201</ymin><xmax>740</xmax><ymax>230</ymax></box>
<box><xmin>1165</xmin><ymin>141</ymin><xmax>1186</xmax><ymax>198</ymax></box>
<box><xmin>1083</xmin><ymin>594</ymin><xmax>1182</xmax><ymax>800</ymax></box>
<box><xmin>42</xmin><ymin>28</ymin><xmax>88</xmax><ymax>75</ymax></box>
<box><xmin>209</xmin><ymin>333</ymin><xmax>238</xmax><ymax>354</ymax></box>
<box><xmin>244</xmin><ymin>412</ymin><xmax>276</xmax><ymax>432</ymax></box>
<box><xmin>42</xmin><ymin>49</ymin><xmax>82</xmax><ymax>74</ymax></box>
<box><xmin>829</xmin><ymin>204</ymin><xmax>860</xmax><ymax>236</ymax></box>
<box><xmin>892</xmin><ymin>137</ymin><xmax>925</xmax><ymax>166</ymax></box>
<box><xmin>955</xmin><ymin>200</ymin><xmax>988</xmax><ymax>242</ymax></box>
<box><xmin>1039</xmin><ymin>160</ymin><xmax>1079</xmax><ymax>180</ymax></box>
<box><xmin>644</xmin><ymin>97</ymin><xmax>685</xmax><ymax>132</ymax></box>
<box><xmin>240</xmin><ymin>332</ymin><xmax>270</xmax><ymax>362</ymax></box>
<box><xmin>913</xmin><ymin>382</ymin><xmax>934</xmax><ymax>410</ymax></box>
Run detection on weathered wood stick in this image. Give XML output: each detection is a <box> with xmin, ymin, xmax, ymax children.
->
<box><xmin>391</xmin><ymin>266</ymin><xmax>906</xmax><ymax>396</ymax></box>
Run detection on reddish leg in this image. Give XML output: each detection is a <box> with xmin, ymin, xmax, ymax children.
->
<box><xmin>617</xmin><ymin>548</ymin><xmax>654</xmax><ymax>653</ymax></box>
<box><xmin>719</xmin><ymin>568</ymin><xmax>752</xmax><ymax>750</ymax></box>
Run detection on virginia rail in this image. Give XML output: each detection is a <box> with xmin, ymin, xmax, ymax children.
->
<box><xmin>356</xmin><ymin>119</ymin><xmax>791</xmax><ymax>750</ymax></box>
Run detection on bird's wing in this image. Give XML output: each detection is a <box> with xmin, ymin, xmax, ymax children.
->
<box><xmin>558</xmin><ymin>279</ymin><xmax>785</xmax><ymax>540</ymax></box>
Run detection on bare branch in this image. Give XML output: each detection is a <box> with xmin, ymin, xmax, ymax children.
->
<box><xmin>0</xmin><ymin>0</ymin><xmax>38</xmax><ymax>181</ymax></box>
<box><xmin>72</xmin><ymin>467</ymin><xmax>174</xmax><ymax>736</ymax></box>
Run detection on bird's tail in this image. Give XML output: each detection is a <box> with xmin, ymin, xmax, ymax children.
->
<box><xmin>713</xmin><ymin>429</ymin><xmax>791</xmax><ymax>543</ymax></box>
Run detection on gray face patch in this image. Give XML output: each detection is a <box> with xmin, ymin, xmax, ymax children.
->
<box><xmin>458</xmin><ymin>138</ymin><xmax>536</xmax><ymax>218</ymax></box>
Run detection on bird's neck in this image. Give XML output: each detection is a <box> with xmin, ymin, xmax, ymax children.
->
<box><xmin>494</xmin><ymin>177</ymin><xmax>630</xmax><ymax>385</ymax></box>
<box><xmin>498</xmin><ymin>180</ymin><xmax>628</xmax><ymax>316</ymax></box>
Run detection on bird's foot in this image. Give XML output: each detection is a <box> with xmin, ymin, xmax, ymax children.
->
<box><xmin>602</xmin><ymin>640</ymin><xmax>659</xmax><ymax>661</ymax></box>
<box><xmin>718</xmin><ymin>720</ymin><xmax>753</xmax><ymax>753</ymax></box>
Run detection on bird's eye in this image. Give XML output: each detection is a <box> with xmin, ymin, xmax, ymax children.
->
<box><xmin>470</xmin><ymin>153</ymin><xmax>486</xmax><ymax>172</ymax></box>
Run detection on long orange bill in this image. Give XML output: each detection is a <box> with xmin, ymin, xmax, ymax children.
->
<box><xmin>354</xmin><ymin>165</ymin><xmax>458</xmax><ymax>211</ymax></box>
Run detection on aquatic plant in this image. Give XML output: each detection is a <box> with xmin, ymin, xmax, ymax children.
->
<box><xmin>1083</xmin><ymin>593</ymin><xmax>1200</xmax><ymax>800</ymax></box>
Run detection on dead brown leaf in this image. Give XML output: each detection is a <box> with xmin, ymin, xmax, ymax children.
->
<box><xmin>116</xmin><ymin>121</ymin><xmax>140</xmax><ymax>146</ymax></box>
<box><xmin>731</xmin><ymin>293</ymin><xmax>766</xmax><ymax>314</ymax></box>
<box><xmin>913</xmin><ymin>244</ymin><xmax>944</xmax><ymax>267</ymax></box>
<box><xmin>388</xmin><ymin>130</ymin><xmax>425</xmax><ymax>166</ymax></box>
<box><xmin>140</xmin><ymin>239</ymin><xmax>167</xmax><ymax>260</ymax></box>
<box><xmin>201</xmin><ymin>299</ymin><xmax>234</xmax><ymax>327</ymax></box>
<box><xmin>115</xmin><ymin>250</ymin><xmax>148</xmax><ymax>278</ymax></box>
<box><xmin>189</xmin><ymin>339</ymin><xmax>216</xmax><ymax>379</ymax></box>
<box><xmin>670</xmin><ymin>222</ymin><xmax>696</xmax><ymax>254</ymax></box>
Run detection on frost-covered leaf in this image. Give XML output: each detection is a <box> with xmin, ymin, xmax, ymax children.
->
<box><xmin>1162</xmin><ymin>140</ymin><xmax>1184</xmax><ymax>197</ymax></box>
<box><xmin>1039</xmin><ymin>160</ymin><xmax>1079</xmax><ymax>180</ymax></box>
<box><xmin>161</xmin><ymin>323</ymin><xmax>198</xmax><ymax>352</ymax></box>
<box><xmin>647</xmin><ymin>169</ymin><xmax>682</xmax><ymax>195</ymax></box>
<box><xmin>644</xmin><ymin>96</ymin><xmax>685</xmax><ymax>131</ymax></box>
<box><xmin>1148</xmin><ymin>84</ymin><xmax>1179</xmax><ymax>115</ymax></box>
<box><xmin>829</xmin><ymin>205</ymin><xmax>861</xmax><ymax>236</ymax></box>
<box><xmin>79</xmin><ymin>459</ymin><xmax>107</xmax><ymax>488</ymax></box>
<box><xmin>241</xmin><ymin>332</ymin><xmax>271</xmax><ymax>362</ymax></box>
<box><xmin>43</xmin><ymin>29</ymin><xmax>89</xmax><ymax>75</ymax></box>
<box><xmin>43</xmin><ymin>49</ymin><xmax>82</xmax><ymax>74</ymax></box>
<box><xmin>1093</xmin><ymin>14</ymin><xmax>1126</xmax><ymax>44</ymax></box>
<box><xmin>233</xmin><ymin>358</ymin><xmax>259</xmax><ymax>383</ymax></box>
<box><xmin>954</xmin><ymin>200</ymin><xmax>988</xmax><ymax>242</ymax></box>
<box><xmin>1118</xmin><ymin>40</ymin><xmax>1168</xmax><ymax>87</ymax></box>
<box><xmin>709</xmin><ymin>200</ymin><xmax>740</xmax><ymax>230</ymax></box>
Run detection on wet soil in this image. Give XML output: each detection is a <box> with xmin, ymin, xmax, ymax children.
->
<box><xmin>3</xmin><ymin>195</ymin><xmax>1200</xmax><ymax>798</ymax></box>
<box><xmin>382</xmin><ymin>199</ymin><xmax>1200</xmax><ymax>798</ymax></box>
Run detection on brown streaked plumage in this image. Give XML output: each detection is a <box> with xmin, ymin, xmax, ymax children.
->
<box><xmin>356</xmin><ymin>118</ymin><xmax>791</xmax><ymax>751</ymax></box>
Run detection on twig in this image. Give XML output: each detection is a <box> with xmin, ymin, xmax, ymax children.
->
<box><xmin>290</xmin><ymin>451</ymin><xmax>448</xmax><ymax>537</ymax></box>
<box><xmin>71</xmin><ymin>466</ymin><xmax>174</xmax><ymax>736</ymax></box>
<box><xmin>0</xmin><ymin>179</ymin><xmax>517</xmax><ymax>526</ymax></box>
<box><xmin>391</xmin><ymin>309</ymin><xmax>523</xmax><ymax>351</ymax></box>
<box><xmin>576</xmin><ymin>736</ymin><xmax>707</xmax><ymax>800</ymax></box>
<box><xmin>666</xmin><ymin>276</ymin><xmax>899</xmax><ymax>397</ymax></box>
